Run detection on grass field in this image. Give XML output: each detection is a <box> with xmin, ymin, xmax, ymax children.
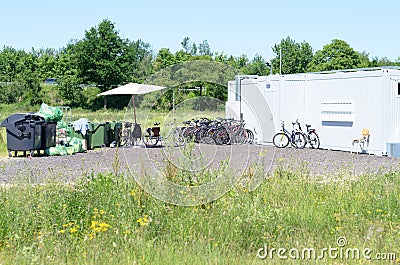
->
<box><xmin>0</xmin><ymin>160</ymin><xmax>399</xmax><ymax>264</ymax></box>
<box><xmin>1</xmin><ymin>104</ymin><xmax>399</xmax><ymax>264</ymax></box>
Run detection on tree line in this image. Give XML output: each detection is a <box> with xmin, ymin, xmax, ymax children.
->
<box><xmin>0</xmin><ymin>19</ymin><xmax>398</xmax><ymax>110</ymax></box>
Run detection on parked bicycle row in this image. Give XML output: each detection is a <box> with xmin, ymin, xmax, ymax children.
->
<box><xmin>178</xmin><ymin>117</ymin><xmax>254</xmax><ymax>145</ymax></box>
<box><xmin>119</xmin><ymin>117</ymin><xmax>255</xmax><ymax>147</ymax></box>
<box><xmin>273</xmin><ymin>119</ymin><xmax>320</xmax><ymax>149</ymax></box>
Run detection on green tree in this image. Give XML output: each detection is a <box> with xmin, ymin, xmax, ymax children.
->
<box><xmin>57</xmin><ymin>75</ymin><xmax>86</xmax><ymax>107</ymax></box>
<box><xmin>369</xmin><ymin>56</ymin><xmax>397</xmax><ymax>67</ymax></box>
<box><xmin>198</xmin><ymin>40</ymin><xmax>212</xmax><ymax>56</ymax></box>
<box><xmin>308</xmin><ymin>39</ymin><xmax>362</xmax><ymax>71</ymax></box>
<box><xmin>271</xmin><ymin>36</ymin><xmax>313</xmax><ymax>74</ymax></box>
<box><xmin>224</xmin><ymin>55</ymin><xmax>249</xmax><ymax>70</ymax></box>
<box><xmin>154</xmin><ymin>48</ymin><xmax>176</xmax><ymax>71</ymax></box>
<box><xmin>72</xmin><ymin>19</ymin><xmax>127</xmax><ymax>92</ymax></box>
<box><xmin>358</xmin><ymin>51</ymin><xmax>371</xmax><ymax>68</ymax></box>
<box><xmin>0</xmin><ymin>47</ymin><xmax>43</xmax><ymax>104</ymax></box>
<box><xmin>72</xmin><ymin>20</ymin><xmax>152</xmax><ymax>90</ymax></box>
<box><xmin>17</xmin><ymin>52</ymin><xmax>42</xmax><ymax>105</ymax></box>
<box><xmin>181</xmin><ymin>37</ymin><xmax>191</xmax><ymax>54</ymax></box>
<box><xmin>123</xmin><ymin>39</ymin><xmax>154</xmax><ymax>83</ymax></box>
<box><xmin>32</xmin><ymin>48</ymin><xmax>58</xmax><ymax>80</ymax></box>
<box><xmin>65</xmin><ymin>19</ymin><xmax>153</xmax><ymax>108</ymax></box>
<box><xmin>52</xmin><ymin>45</ymin><xmax>85</xmax><ymax>106</ymax></box>
<box><xmin>175</xmin><ymin>50</ymin><xmax>191</xmax><ymax>63</ymax></box>
<box><xmin>213</xmin><ymin>52</ymin><xmax>229</xmax><ymax>64</ymax></box>
<box><xmin>145</xmin><ymin>60</ymin><xmax>238</xmax><ymax>110</ymax></box>
<box><xmin>0</xmin><ymin>46</ymin><xmax>26</xmax><ymax>83</ymax></box>
<box><xmin>241</xmin><ymin>54</ymin><xmax>270</xmax><ymax>75</ymax></box>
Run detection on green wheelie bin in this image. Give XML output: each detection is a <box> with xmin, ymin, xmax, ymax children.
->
<box><xmin>88</xmin><ymin>122</ymin><xmax>110</xmax><ymax>149</ymax></box>
<box><xmin>109</xmin><ymin>121</ymin><xmax>122</xmax><ymax>146</ymax></box>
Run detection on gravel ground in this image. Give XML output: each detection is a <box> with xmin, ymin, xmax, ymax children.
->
<box><xmin>1</xmin><ymin>144</ymin><xmax>400</xmax><ymax>185</ymax></box>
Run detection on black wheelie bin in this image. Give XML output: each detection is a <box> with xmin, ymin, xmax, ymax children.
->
<box><xmin>41</xmin><ymin>121</ymin><xmax>57</xmax><ymax>150</ymax></box>
<box><xmin>1</xmin><ymin>113</ymin><xmax>46</xmax><ymax>157</ymax></box>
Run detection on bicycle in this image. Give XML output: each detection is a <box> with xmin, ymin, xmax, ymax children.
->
<box><xmin>163</xmin><ymin>119</ymin><xmax>186</xmax><ymax>147</ymax></box>
<box><xmin>120</xmin><ymin>122</ymin><xmax>142</xmax><ymax>146</ymax></box>
<box><xmin>272</xmin><ymin>120</ymin><xmax>306</xmax><ymax>148</ymax></box>
<box><xmin>305</xmin><ymin>124</ymin><xmax>320</xmax><ymax>149</ymax></box>
<box><xmin>143</xmin><ymin>122</ymin><xmax>161</xmax><ymax>147</ymax></box>
<box><xmin>143</xmin><ymin>120</ymin><xmax>186</xmax><ymax>147</ymax></box>
<box><xmin>293</xmin><ymin>119</ymin><xmax>320</xmax><ymax>149</ymax></box>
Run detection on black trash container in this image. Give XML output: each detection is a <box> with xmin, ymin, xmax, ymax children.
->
<box><xmin>41</xmin><ymin>121</ymin><xmax>57</xmax><ymax>149</ymax></box>
<box><xmin>1</xmin><ymin>113</ymin><xmax>46</xmax><ymax>157</ymax></box>
<box><xmin>109</xmin><ymin>121</ymin><xmax>122</xmax><ymax>146</ymax></box>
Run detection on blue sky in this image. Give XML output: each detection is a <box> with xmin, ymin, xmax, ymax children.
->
<box><xmin>1</xmin><ymin>0</ymin><xmax>398</xmax><ymax>61</ymax></box>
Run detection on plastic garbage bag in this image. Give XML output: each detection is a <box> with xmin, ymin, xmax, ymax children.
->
<box><xmin>44</xmin><ymin>146</ymin><xmax>59</xmax><ymax>156</ymax></box>
<box><xmin>37</xmin><ymin>103</ymin><xmax>63</xmax><ymax>122</ymax></box>
<box><xmin>68</xmin><ymin>137</ymin><xmax>84</xmax><ymax>153</ymax></box>
<box><xmin>57</xmin><ymin>120</ymin><xmax>67</xmax><ymax>129</ymax></box>
<box><xmin>44</xmin><ymin>144</ymin><xmax>69</xmax><ymax>156</ymax></box>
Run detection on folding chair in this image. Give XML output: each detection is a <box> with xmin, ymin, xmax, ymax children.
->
<box><xmin>352</xmin><ymin>128</ymin><xmax>370</xmax><ymax>154</ymax></box>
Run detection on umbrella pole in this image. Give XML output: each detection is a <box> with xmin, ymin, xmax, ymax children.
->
<box><xmin>132</xmin><ymin>94</ymin><xmax>137</xmax><ymax>124</ymax></box>
<box><xmin>103</xmin><ymin>96</ymin><xmax>107</xmax><ymax>110</ymax></box>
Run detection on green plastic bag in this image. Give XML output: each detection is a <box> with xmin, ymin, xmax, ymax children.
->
<box><xmin>66</xmin><ymin>146</ymin><xmax>75</xmax><ymax>155</ymax></box>
<box><xmin>44</xmin><ymin>144</ymin><xmax>69</xmax><ymax>156</ymax></box>
<box><xmin>37</xmin><ymin>103</ymin><xmax>63</xmax><ymax>122</ymax></box>
<box><xmin>57</xmin><ymin>120</ymin><xmax>67</xmax><ymax>129</ymax></box>
<box><xmin>44</xmin><ymin>147</ymin><xmax>59</xmax><ymax>156</ymax></box>
<box><xmin>57</xmin><ymin>145</ymin><xmax>68</xmax><ymax>156</ymax></box>
<box><xmin>68</xmin><ymin>137</ymin><xmax>84</xmax><ymax>153</ymax></box>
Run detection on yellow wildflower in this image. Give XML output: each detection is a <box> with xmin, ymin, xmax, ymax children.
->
<box><xmin>137</xmin><ymin>214</ymin><xmax>152</xmax><ymax>226</ymax></box>
<box><xmin>98</xmin><ymin>222</ymin><xmax>110</xmax><ymax>232</ymax></box>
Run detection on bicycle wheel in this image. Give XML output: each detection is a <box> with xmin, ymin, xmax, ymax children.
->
<box><xmin>236</xmin><ymin>129</ymin><xmax>247</xmax><ymax>144</ymax></box>
<box><xmin>195</xmin><ymin>128</ymin><xmax>207</xmax><ymax>143</ymax></box>
<box><xmin>308</xmin><ymin>131</ymin><xmax>320</xmax><ymax>149</ymax></box>
<box><xmin>199</xmin><ymin>128</ymin><xmax>216</xmax><ymax>144</ymax></box>
<box><xmin>120</xmin><ymin>129</ymin><xmax>132</xmax><ymax>146</ymax></box>
<box><xmin>291</xmin><ymin>131</ymin><xmax>306</xmax><ymax>149</ymax></box>
<box><xmin>245</xmin><ymin>129</ymin><xmax>254</xmax><ymax>144</ymax></box>
<box><xmin>144</xmin><ymin>136</ymin><xmax>159</xmax><ymax>147</ymax></box>
<box><xmin>182</xmin><ymin>126</ymin><xmax>196</xmax><ymax>142</ymax></box>
<box><xmin>213</xmin><ymin>128</ymin><xmax>230</xmax><ymax>145</ymax></box>
<box><xmin>172</xmin><ymin>128</ymin><xmax>185</xmax><ymax>146</ymax></box>
<box><xmin>273</xmin><ymin>132</ymin><xmax>290</xmax><ymax>148</ymax></box>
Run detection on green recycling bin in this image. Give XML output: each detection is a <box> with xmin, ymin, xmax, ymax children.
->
<box><xmin>68</xmin><ymin>122</ymin><xmax>92</xmax><ymax>150</ymax></box>
<box><xmin>88</xmin><ymin>122</ymin><xmax>110</xmax><ymax>149</ymax></box>
<box><xmin>109</xmin><ymin>121</ymin><xmax>122</xmax><ymax>146</ymax></box>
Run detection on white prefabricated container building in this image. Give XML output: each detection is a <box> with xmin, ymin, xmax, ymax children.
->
<box><xmin>225</xmin><ymin>67</ymin><xmax>400</xmax><ymax>156</ymax></box>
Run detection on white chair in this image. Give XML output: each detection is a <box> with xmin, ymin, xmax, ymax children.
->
<box><xmin>352</xmin><ymin>128</ymin><xmax>370</xmax><ymax>154</ymax></box>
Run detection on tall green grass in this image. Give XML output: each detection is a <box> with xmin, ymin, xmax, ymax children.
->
<box><xmin>0</xmin><ymin>159</ymin><xmax>399</xmax><ymax>264</ymax></box>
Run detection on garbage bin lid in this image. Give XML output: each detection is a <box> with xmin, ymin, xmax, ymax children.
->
<box><xmin>1</xmin><ymin>113</ymin><xmax>29</xmax><ymax>127</ymax></box>
<box><xmin>1</xmin><ymin>113</ymin><xmax>46</xmax><ymax>127</ymax></box>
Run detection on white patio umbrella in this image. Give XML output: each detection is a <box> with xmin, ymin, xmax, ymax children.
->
<box><xmin>97</xmin><ymin>82</ymin><xmax>166</xmax><ymax>123</ymax></box>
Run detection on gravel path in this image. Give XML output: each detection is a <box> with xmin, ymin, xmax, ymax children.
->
<box><xmin>1</xmin><ymin>144</ymin><xmax>399</xmax><ymax>185</ymax></box>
